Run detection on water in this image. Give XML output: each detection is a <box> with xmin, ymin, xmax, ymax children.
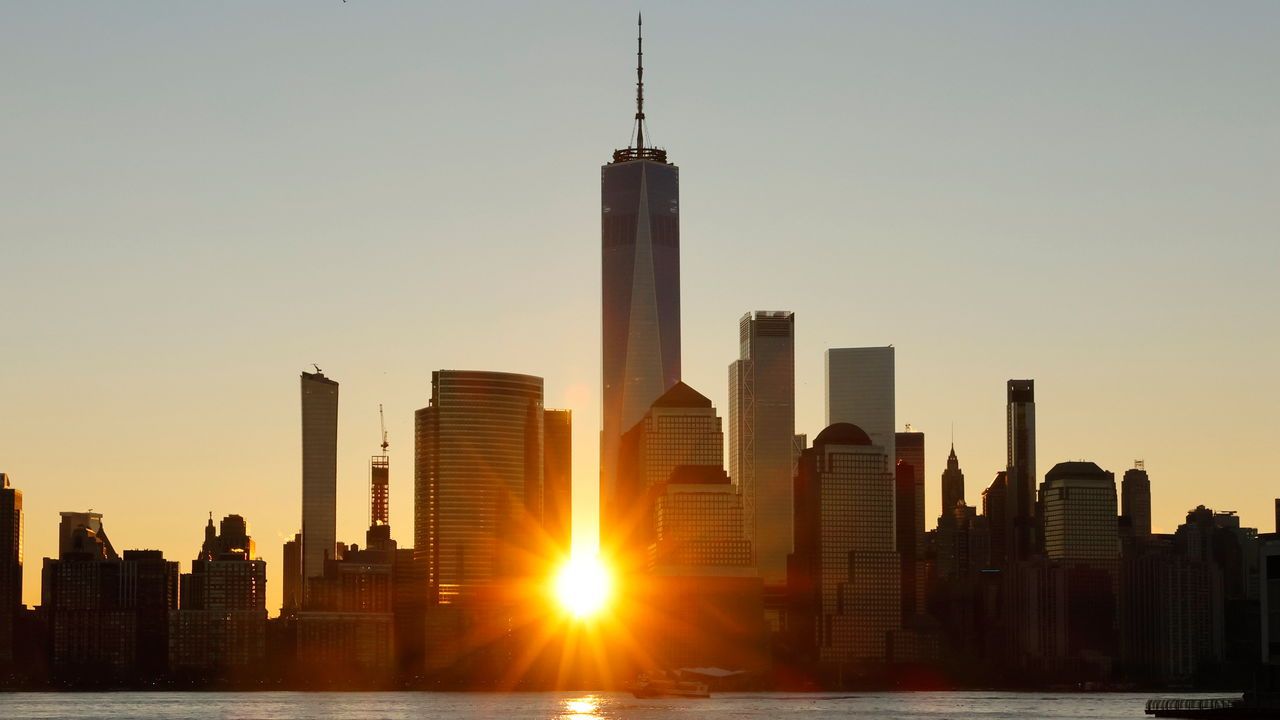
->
<box><xmin>0</xmin><ymin>691</ymin><xmax>1228</xmax><ymax>719</ymax></box>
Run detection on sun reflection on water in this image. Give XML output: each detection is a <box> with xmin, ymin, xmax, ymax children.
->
<box><xmin>562</xmin><ymin>695</ymin><xmax>602</xmax><ymax>719</ymax></box>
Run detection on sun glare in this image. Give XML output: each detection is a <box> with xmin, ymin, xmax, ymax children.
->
<box><xmin>555</xmin><ymin>554</ymin><xmax>611</xmax><ymax>618</ymax></box>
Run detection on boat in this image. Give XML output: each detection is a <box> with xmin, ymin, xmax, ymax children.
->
<box><xmin>1145</xmin><ymin>692</ymin><xmax>1280</xmax><ymax>718</ymax></box>
<box><xmin>630</xmin><ymin>671</ymin><xmax>711</xmax><ymax>699</ymax></box>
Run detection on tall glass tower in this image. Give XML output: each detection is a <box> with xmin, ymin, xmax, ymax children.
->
<box><xmin>601</xmin><ymin>16</ymin><xmax>681</xmax><ymax>546</ymax></box>
<box><xmin>300</xmin><ymin>369</ymin><xmax>338</xmax><ymax>603</ymax></box>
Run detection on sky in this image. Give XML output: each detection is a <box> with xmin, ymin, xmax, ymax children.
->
<box><xmin>2</xmin><ymin>2</ymin><xmax>1278</xmax><ymax>612</ymax></box>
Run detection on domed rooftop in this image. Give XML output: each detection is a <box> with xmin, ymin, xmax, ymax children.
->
<box><xmin>813</xmin><ymin>422</ymin><xmax>873</xmax><ymax>447</ymax></box>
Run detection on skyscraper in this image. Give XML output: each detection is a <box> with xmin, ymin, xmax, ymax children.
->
<box><xmin>415</xmin><ymin>370</ymin><xmax>544</xmax><ymax>602</ymax></box>
<box><xmin>170</xmin><ymin>514</ymin><xmax>267</xmax><ymax>676</ymax></box>
<box><xmin>301</xmin><ymin>369</ymin><xmax>338</xmax><ymax>602</ymax></box>
<box><xmin>1006</xmin><ymin>379</ymin><xmax>1036</xmax><ymax>561</ymax></box>
<box><xmin>728</xmin><ymin>311</ymin><xmax>795</xmax><ymax>586</ymax></box>
<box><xmin>790</xmin><ymin>423</ymin><xmax>900</xmax><ymax>664</ymax></box>
<box><xmin>0</xmin><ymin>474</ymin><xmax>21</xmax><ymax>666</ymax></box>
<box><xmin>1121</xmin><ymin>462</ymin><xmax>1152</xmax><ymax>537</ymax></box>
<box><xmin>941</xmin><ymin>444</ymin><xmax>965</xmax><ymax>517</ymax></box>
<box><xmin>601</xmin><ymin>18</ymin><xmax>681</xmax><ymax>545</ymax></box>
<box><xmin>543</xmin><ymin>409</ymin><xmax>573</xmax><ymax>556</ymax></box>
<box><xmin>895</xmin><ymin>429</ymin><xmax>925</xmax><ymax>556</ymax></box>
<box><xmin>1041</xmin><ymin>461</ymin><xmax>1119</xmax><ymax>570</ymax></box>
<box><xmin>982</xmin><ymin>471</ymin><xmax>1009</xmax><ymax>566</ymax></box>
<box><xmin>825</xmin><ymin>347</ymin><xmax>895</xmax><ymax>465</ymax></box>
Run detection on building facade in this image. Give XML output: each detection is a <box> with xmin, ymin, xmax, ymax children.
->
<box><xmin>1006</xmin><ymin>379</ymin><xmax>1036</xmax><ymax>562</ymax></box>
<box><xmin>301</xmin><ymin>370</ymin><xmax>339</xmax><ymax>603</ymax></box>
<box><xmin>0</xmin><ymin>474</ymin><xmax>21</xmax><ymax>666</ymax></box>
<box><xmin>825</xmin><ymin>347</ymin><xmax>895</xmax><ymax>466</ymax></box>
<box><xmin>543</xmin><ymin>409</ymin><xmax>573</xmax><ymax>556</ymax></box>
<box><xmin>415</xmin><ymin>370</ymin><xmax>545</xmax><ymax>603</ymax></box>
<box><xmin>1122</xmin><ymin>463</ymin><xmax>1152</xmax><ymax>537</ymax></box>
<box><xmin>790</xmin><ymin>423</ymin><xmax>900</xmax><ymax>665</ymax></box>
<box><xmin>728</xmin><ymin>310</ymin><xmax>796</xmax><ymax>587</ymax></box>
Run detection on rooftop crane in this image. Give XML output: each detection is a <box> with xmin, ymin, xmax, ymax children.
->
<box><xmin>379</xmin><ymin>403</ymin><xmax>389</xmax><ymax>453</ymax></box>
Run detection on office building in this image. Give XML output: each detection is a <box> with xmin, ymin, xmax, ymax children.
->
<box><xmin>1041</xmin><ymin>461</ymin><xmax>1119</xmax><ymax>571</ymax></box>
<box><xmin>982</xmin><ymin>472</ymin><xmax>1009</xmax><ymax>567</ymax></box>
<box><xmin>790</xmin><ymin>423</ymin><xmax>900</xmax><ymax>664</ymax></box>
<box><xmin>941</xmin><ymin>444</ymin><xmax>965</xmax><ymax>519</ymax></box>
<box><xmin>825</xmin><ymin>347</ymin><xmax>895</xmax><ymax>465</ymax></box>
<box><xmin>415</xmin><ymin>370</ymin><xmax>545</xmax><ymax>603</ymax></box>
<box><xmin>1122</xmin><ymin>462</ymin><xmax>1152</xmax><ymax>537</ymax></box>
<box><xmin>170</xmin><ymin>514</ymin><xmax>267</xmax><ymax>676</ymax></box>
<box><xmin>301</xmin><ymin>369</ymin><xmax>339</xmax><ymax>603</ymax></box>
<box><xmin>728</xmin><ymin>311</ymin><xmax>795</xmax><ymax>587</ymax></box>
<box><xmin>281</xmin><ymin>532</ymin><xmax>301</xmax><ymax>615</ymax></box>
<box><xmin>600</xmin><ymin>19</ymin><xmax>681</xmax><ymax>541</ymax></box>
<box><xmin>0</xmin><ymin>474</ymin><xmax>21</xmax><ymax>666</ymax></box>
<box><xmin>1006</xmin><ymin>379</ymin><xmax>1036</xmax><ymax>561</ymax></box>
<box><xmin>543</xmin><ymin>409</ymin><xmax>573</xmax><ymax>556</ymax></box>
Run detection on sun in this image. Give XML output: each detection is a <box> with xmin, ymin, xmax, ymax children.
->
<box><xmin>554</xmin><ymin>554</ymin><xmax>611</xmax><ymax>618</ymax></box>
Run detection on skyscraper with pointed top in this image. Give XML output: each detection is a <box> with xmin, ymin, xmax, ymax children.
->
<box><xmin>601</xmin><ymin>15</ymin><xmax>681</xmax><ymax>548</ymax></box>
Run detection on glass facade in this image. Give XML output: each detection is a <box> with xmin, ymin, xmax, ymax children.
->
<box><xmin>729</xmin><ymin>311</ymin><xmax>795</xmax><ymax>586</ymax></box>
<box><xmin>414</xmin><ymin>371</ymin><xmax>544</xmax><ymax>604</ymax></box>
<box><xmin>301</xmin><ymin>371</ymin><xmax>338</xmax><ymax>599</ymax></box>
<box><xmin>600</xmin><ymin>157</ymin><xmax>681</xmax><ymax>546</ymax></box>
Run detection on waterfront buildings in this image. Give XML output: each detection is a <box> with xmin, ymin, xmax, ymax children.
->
<box><xmin>600</xmin><ymin>21</ymin><xmax>681</xmax><ymax>543</ymax></box>
<box><xmin>301</xmin><ymin>369</ymin><xmax>339</xmax><ymax>603</ymax></box>
<box><xmin>790</xmin><ymin>423</ymin><xmax>900</xmax><ymax>665</ymax></box>
<box><xmin>169</xmin><ymin>514</ymin><xmax>267</xmax><ymax>676</ymax></box>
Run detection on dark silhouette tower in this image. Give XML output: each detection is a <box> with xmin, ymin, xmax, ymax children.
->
<box><xmin>1121</xmin><ymin>461</ymin><xmax>1151</xmax><ymax>537</ymax></box>
<box><xmin>1006</xmin><ymin>379</ymin><xmax>1036</xmax><ymax>561</ymax></box>
<box><xmin>941</xmin><ymin>444</ymin><xmax>965</xmax><ymax>516</ymax></box>
<box><xmin>0</xmin><ymin>474</ymin><xmax>21</xmax><ymax>666</ymax></box>
<box><xmin>601</xmin><ymin>15</ymin><xmax>681</xmax><ymax>549</ymax></box>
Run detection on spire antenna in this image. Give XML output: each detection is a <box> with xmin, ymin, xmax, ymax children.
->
<box><xmin>635</xmin><ymin>13</ymin><xmax>645</xmax><ymax>150</ymax></box>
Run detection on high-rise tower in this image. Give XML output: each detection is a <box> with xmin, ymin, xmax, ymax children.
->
<box><xmin>1006</xmin><ymin>379</ymin><xmax>1035</xmax><ymax>561</ymax></box>
<box><xmin>0</xmin><ymin>474</ymin><xmax>21</xmax><ymax>665</ymax></box>
<box><xmin>940</xmin><ymin>444</ymin><xmax>965</xmax><ymax>516</ymax></box>
<box><xmin>601</xmin><ymin>16</ymin><xmax>681</xmax><ymax>548</ymax></box>
<box><xmin>825</xmin><ymin>347</ymin><xmax>896</xmax><ymax>465</ymax></box>
<box><xmin>301</xmin><ymin>369</ymin><xmax>338</xmax><ymax>603</ymax></box>
<box><xmin>728</xmin><ymin>311</ymin><xmax>795</xmax><ymax>587</ymax></box>
<box><xmin>1121</xmin><ymin>461</ymin><xmax>1151</xmax><ymax>537</ymax></box>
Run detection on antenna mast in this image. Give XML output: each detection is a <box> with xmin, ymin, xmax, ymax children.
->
<box><xmin>635</xmin><ymin>13</ymin><xmax>645</xmax><ymax>150</ymax></box>
<box><xmin>379</xmin><ymin>403</ymin><xmax>388</xmax><ymax>452</ymax></box>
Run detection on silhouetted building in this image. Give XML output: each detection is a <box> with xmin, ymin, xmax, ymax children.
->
<box><xmin>281</xmin><ymin>532</ymin><xmax>301</xmax><ymax>615</ymax></box>
<box><xmin>983</xmin><ymin>472</ymin><xmax>1009</xmax><ymax>567</ymax></box>
<box><xmin>543</xmin><ymin>409</ymin><xmax>573</xmax><ymax>556</ymax></box>
<box><xmin>941</xmin><ymin>444</ymin><xmax>965</xmax><ymax>519</ymax></box>
<box><xmin>366</xmin><ymin>454</ymin><xmax>395</xmax><ymax>553</ymax></box>
<box><xmin>0</xmin><ymin>474</ymin><xmax>21</xmax><ymax>666</ymax></box>
<box><xmin>170</xmin><ymin>514</ymin><xmax>267</xmax><ymax>677</ymax></box>
<box><xmin>1262</xmin><ymin>534</ymin><xmax>1280</xmax><ymax>665</ymax></box>
<box><xmin>729</xmin><ymin>311</ymin><xmax>796</xmax><ymax>591</ymax></box>
<box><xmin>298</xmin><ymin>545</ymin><xmax>395</xmax><ymax>680</ymax></box>
<box><xmin>825</xmin><ymin>347</ymin><xmax>895</xmax><ymax>464</ymax></box>
<box><xmin>1176</xmin><ymin>506</ymin><xmax>1261</xmax><ymax>674</ymax></box>
<box><xmin>301</xmin><ymin>369</ymin><xmax>339</xmax><ymax>605</ymax></box>
<box><xmin>1122</xmin><ymin>462</ymin><xmax>1152</xmax><ymax>538</ymax></box>
<box><xmin>42</xmin><ymin>520</ymin><xmax>177</xmax><ymax>683</ymax></box>
<box><xmin>1120</xmin><ymin>534</ymin><xmax>1223</xmax><ymax>683</ymax></box>
<box><xmin>600</xmin><ymin>23</ymin><xmax>681</xmax><ymax>543</ymax></box>
<box><xmin>790</xmin><ymin>423</ymin><xmax>900</xmax><ymax>666</ymax></box>
<box><xmin>896</xmin><ymin>431</ymin><xmax>926</xmax><ymax>618</ymax></box>
<box><xmin>935</xmin><ymin>501</ymin><xmax>990</xmax><ymax>578</ymax></box>
<box><xmin>1006</xmin><ymin>380</ymin><xmax>1036</xmax><ymax>563</ymax></box>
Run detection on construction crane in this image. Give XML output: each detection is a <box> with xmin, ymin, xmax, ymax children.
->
<box><xmin>379</xmin><ymin>403</ymin><xmax>389</xmax><ymax>452</ymax></box>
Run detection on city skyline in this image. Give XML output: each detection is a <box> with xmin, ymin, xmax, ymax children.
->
<box><xmin>3</xmin><ymin>2</ymin><xmax>1279</xmax><ymax>619</ymax></box>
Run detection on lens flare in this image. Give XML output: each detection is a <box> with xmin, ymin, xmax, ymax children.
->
<box><xmin>555</xmin><ymin>554</ymin><xmax>611</xmax><ymax>618</ymax></box>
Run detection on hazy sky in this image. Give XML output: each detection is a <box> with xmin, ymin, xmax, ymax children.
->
<box><xmin>3</xmin><ymin>2</ymin><xmax>1278</xmax><ymax>611</ymax></box>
